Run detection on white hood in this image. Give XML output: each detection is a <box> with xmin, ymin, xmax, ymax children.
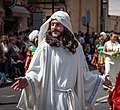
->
<box><xmin>38</xmin><ymin>11</ymin><xmax>74</xmax><ymax>44</ymax></box>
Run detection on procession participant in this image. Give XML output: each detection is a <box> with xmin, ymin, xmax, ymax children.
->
<box><xmin>91</xmin><ymin>33</ymin><xmax>106</xmax><ymax>75</ymax></box>
<box><xmin>24</xmin><ymin>30</ymin><xmax>38</xmax><ymax>74</ymax></box>
<box><xmin>11</xmin><ymin>11</ymin><xmax>111</xmax><ymax>110</ymax></box>
<box><xmin>103</xmin><ymin>32</ymin><xmax>120</xmax><ymax>84</ymax></box>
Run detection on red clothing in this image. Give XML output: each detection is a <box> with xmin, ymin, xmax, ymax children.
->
<box><xmin>108</xmin><ymin>71</ymin><xmax>120</xmax><ymax>110</ymax></box>
<box><xmin>24</xmin><ymin>46</ymin><xmax>36</xmax><ymax>74</ymax></box>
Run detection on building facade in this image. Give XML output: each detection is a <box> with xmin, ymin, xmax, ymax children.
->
<box><xmin>0</xmin><ymin>0</ymin><xmax>30</xmax><ymax>35</ymax></box>
<box><xmin>65</xmin><ymin>0</ymin><xmax>120</xmax><ymax>33</ymax></box>
<box><xmin>1</xmin><ymin>0</ymin><xmax>120</xmax><ymax>35</ymax></box>
<box><xmin>28</xmin><ymin>0</ymin><xmax>100</xmax><ymax>33</ymax></box>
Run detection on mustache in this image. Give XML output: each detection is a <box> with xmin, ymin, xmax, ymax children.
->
<box><xmin>51</xmin><ymin>29</ymin><xmax>61</xmax><ymax>33</ymax></box>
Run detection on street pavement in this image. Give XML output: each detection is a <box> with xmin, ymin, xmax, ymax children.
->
<box><xmin>0</xmin><ymin>84</ymin><xmax>20</xmax><ymax>110</ymax></box>
<box><xmin>0</xmin><ymin>66</ymin><xmax>110</xmax><ymax>110</ymax></box>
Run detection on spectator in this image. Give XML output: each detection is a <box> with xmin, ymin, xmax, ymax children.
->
<box><xmin>24</xmin><ymin>30</ymin><xmax>38</xmax><ymax>73</ymax></box>
<box><xmin>103</xmin><ymin>32</ymin><xmax>120</xmax><ymax>84</ymax></box>
<box><xmin>16</xmin><ymin>32</ymin><xmax>27</xmax><ymax>59</ymax></box>
<box><xmin>0</xmin><ymin>35</ymin><xmax>11</xmax><ymax>76</ymax></box>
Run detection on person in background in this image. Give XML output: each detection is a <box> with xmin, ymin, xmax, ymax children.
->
<box><xmin>24</xmin><ymin>30</ymin><xmax>38</xmax><ymax>74</ymax></box>
<box><xmin>9</xmin><ymin>36</ymin><xmax>21</xmax><ymax>63</ymax></box>
<box><xmin>0</xmin><ymin>35</ymin><xmax>10</xmax><ymax>76</ymax></box>
<box><xmin>0</xmin><ymin>38</ymin><xmax>13</xmax><ymax>85</ymax></box>
<box><xmin>25</xmin><ymin>29</ymin><xmax>31</xmax><ymax>39</ymax></box>
<box><xmin>11</xmin><ymin>11</ymin><xmax>111</xmax><ymax>110</ymax></box>
<box><xmin>9</xmin><ymin>36</ymin><xmax>25</xmax><ymax>78</ymax></box>
<box><xmin>91</xmin><ymin>33</ymin><xmax>106</xmax><ymax>75</ymax></box>
<box><xmin>0</xmin><ymin>40</ymin><xmax>5</xmax><ymax>72</ymax></box>
<box><xmin>103</xmin><ymin>32</ymin><xmax>120</xmax><ymax>85</ymax></box>
<box><xmin>16</xmin><ymin>32</ymin><xmax>27</xmax><ymax>60</ymax></box>
<box><xmin>84</xmin><ymin>43</ymin><xmax>92</xmax><ymax>64</ymax></box>
<box><xmin>96</xmin><ymin>35</ymin><xmax>106</xmax><ymax>75</ymax></box>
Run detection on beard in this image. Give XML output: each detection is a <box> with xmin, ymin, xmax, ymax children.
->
<box><xmin>45</xmin><ymin>30</ymin><xmax>64</xmax><ymax>47</ymax></box>
<box><xmin>51</xmin><ymin>29</ymin><xmax>63</xmax><ymax>39</ymax></box>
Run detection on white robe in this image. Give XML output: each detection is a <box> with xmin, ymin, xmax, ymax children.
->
<box><xmin>17</xmin><ymin>40</ymin><xmax>103</xmax><ymax>110</ymax></box>
<box><xmin>105</xmin><ymin>41</ymin><xmax>120</xmax><ymax>83</ymax></box>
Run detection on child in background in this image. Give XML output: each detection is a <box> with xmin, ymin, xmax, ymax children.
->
<box><xmin>24</xmin><ymin>30</ymin><xmax>38</xmax><ymax>74</ymax></box>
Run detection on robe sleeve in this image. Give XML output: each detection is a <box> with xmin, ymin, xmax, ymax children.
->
<box><xmin>76</xmin><ymin>43</ymin><xmax>103</xmax><ymax>109</ymax></box>
<box><xmin>17</xmin><ymin>41</ymin><xmax>49</xmax><ymax>110</ymax></box>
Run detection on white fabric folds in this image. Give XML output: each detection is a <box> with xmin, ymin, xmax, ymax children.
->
<box><xmin>17</xmin><ymin>11</ymin><xmax>103</xmax><ymax>110</ymax></box>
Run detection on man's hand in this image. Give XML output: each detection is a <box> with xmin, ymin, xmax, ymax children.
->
<box><xmin>11</xmin><ymin>77</ymin><xmax>28</xmax><ymax>91</ymax></box>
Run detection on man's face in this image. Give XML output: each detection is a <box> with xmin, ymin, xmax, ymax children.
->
<box><xmin>51</xmin><ymin>19</ymin><xmax>64</xmax><ymax>38</ymax></box>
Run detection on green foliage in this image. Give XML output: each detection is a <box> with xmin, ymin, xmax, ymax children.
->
<box><xmin>112</xmin><ymin>52</ymin><xmax>120</xmax><ymax>58</ymax></box>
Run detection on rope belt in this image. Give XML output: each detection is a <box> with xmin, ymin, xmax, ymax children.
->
<box><xmin>54</xmin><ymin>87</ymin><xmax>75</xmax><ymax>110</ymax></box>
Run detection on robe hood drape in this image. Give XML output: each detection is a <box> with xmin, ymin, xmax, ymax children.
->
<box><xmin>38</xmin><ymin>11</ymin><xmax>74</xmax><ymax>44</ymax></box>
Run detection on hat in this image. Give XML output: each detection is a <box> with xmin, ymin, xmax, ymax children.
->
<box><xmin>100</xmin><ymin>32</ymin><xmax>107</xmax><ymax>39</ymax></box>
<box><xmin>29</xmin><ymin>30</ymin><xmax>39</xmax><ymax>41</ymax></box>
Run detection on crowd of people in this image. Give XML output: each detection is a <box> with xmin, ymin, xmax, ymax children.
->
<box><xmin>77</xmin><ymin>31</ymin><xmax>120</xmax><ymax>109</ymax></box>
<box><xmin>0</xmin><ymin>29</ymin><xmax>106</xmax><ymax>86</ymax></box>
<box><xmin>0</xmin><ymin>10</ymin><xmax>120</xmax><ymax>110</ymax></box>
<box><xmin>0</xmin><ymin>29</ymin><xmax>38</xmax><ymax>86</ymax></box>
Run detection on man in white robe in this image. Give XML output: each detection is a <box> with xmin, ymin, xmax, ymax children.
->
<box><xmin>11</xmin><ymin>11</ymin><xmax>110</xmax><ymax>110</ymax></box>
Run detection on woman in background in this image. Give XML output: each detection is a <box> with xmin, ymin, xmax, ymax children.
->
<box><xmin>96</xmin><ymin>35</ymin><xmax>106</xmax><ymax>75</ymax></box>
<box><xmin>24</xmin><ymin>30</ymin><xmax>38</xmax><ymax>74</ymax></box>
<box><xmin>103</xmin><ymin>32</ymin><xmax>120</xmax><ymax>85</ymax></box>
<box><xmin>0</xmin><ymin>35</ymin><xmax>10</xmax><ymax>76</ymax></box>
<box><xmin>91</xmin><ymin>33</ymin><xmax>106</xmax><ymax>75</ymax></box>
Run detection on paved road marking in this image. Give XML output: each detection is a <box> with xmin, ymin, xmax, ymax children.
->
<box><xmin>95</xmin><ymin>95</ymin><xmax>108</xmax><ymax>105</ymax></box>
<box><xmin>0</xmin><ymin>95</ymin><xmax>16</xmax><ymax>98</ymax></box>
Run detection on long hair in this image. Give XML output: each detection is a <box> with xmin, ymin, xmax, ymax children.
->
<box><xmin>0</xmin><ymin>35</ymin><xmax>9</xmax><ymax>44</ymax></box>
<box><xmin>45</xmin><ymin>27</ymin><xmax>78</xmax><ymax>54</ymax></box>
